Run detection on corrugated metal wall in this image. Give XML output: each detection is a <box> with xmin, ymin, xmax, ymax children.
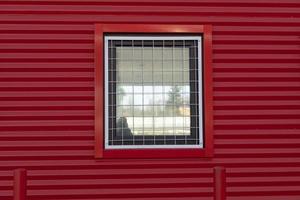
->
<box><xmin>0</xmin><ymin>0</ymin><xmax>300</xmax><ymax>199</ymax></box>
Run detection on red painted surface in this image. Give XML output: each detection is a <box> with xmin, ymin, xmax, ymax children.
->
<box><xmin>13</xmin><ymin>169</ymin><xmax>26</xmax><ymax>200</ymax></box>
<box><xmin>214</xmin><ymin>167</ymin><xmax>226</xmax><ymax>200</ymax></box>
<box><xmin>94</xmin><ymin>24</ymin><xmax>104</xmax><ymax>158</ymax></box>
<box><xmin>95</xmin><ymin>24</ymin><xmax>214</xmax><ymax>159</ymax></box>
<box><xmin>0</xmin><ymin>0</ymin><xmax>300</xmax><ymax>200</ymax></box>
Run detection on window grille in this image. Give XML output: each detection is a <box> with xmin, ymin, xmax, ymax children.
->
<box><xmin>104</xmin><ymin>36</ymin><xmax>203</xmax><ymax>149</ymax></box>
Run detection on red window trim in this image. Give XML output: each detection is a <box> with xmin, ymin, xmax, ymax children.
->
<box><xmin>95</xmin><ymin>24</ymin><xmax>213</xmax><ymax>159</ymax></box>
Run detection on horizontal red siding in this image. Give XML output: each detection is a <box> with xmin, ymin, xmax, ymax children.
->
<box><xmin>0</xmin><ymin>0</ymin><xmax>300</xmax><ymax>199</ymax></box>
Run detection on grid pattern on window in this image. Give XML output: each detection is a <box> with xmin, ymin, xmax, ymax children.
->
<box><xmin>104</xmin><ymin>36</ymin><xmax>203</xmax><ymax>149</ymax></box>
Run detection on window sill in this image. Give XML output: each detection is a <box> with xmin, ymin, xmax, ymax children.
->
<box><xmin>96</xmin><ymin>148</ymin><xmax>213</xmax><ymax>159</ymax></box>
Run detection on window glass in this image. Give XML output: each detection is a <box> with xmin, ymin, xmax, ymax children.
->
<box><xmin>106</xmin><ymin>37</ymin><xmax>202</xmax><ymax>148</ymax></box>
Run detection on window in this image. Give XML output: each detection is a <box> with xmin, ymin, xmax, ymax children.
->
<box><xmin>95</xmin><ymin>24</ymin><xmax>213</xmax><ymax>158</ymax></box>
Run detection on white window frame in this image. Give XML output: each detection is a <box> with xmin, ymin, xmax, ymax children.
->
<box><xmin>104</xmin><ymin>36</ymin><xmax>203</xmax><ymax>149</ymax></box>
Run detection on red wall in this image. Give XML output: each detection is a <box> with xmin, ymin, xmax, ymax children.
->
<box><xmin>0</xmin><ymin>0</ymin><xmax>300</xmax><ymax>199</ymax></box>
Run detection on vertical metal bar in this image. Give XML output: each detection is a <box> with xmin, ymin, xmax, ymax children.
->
<box><xmin>142</xmin><ymin>40</ymin><xmax>145</xmax><ymax>144</ymax></box>
<box><xmin>14</xmin><ymin>168</ymin><xmax>27</xmax><ymax>200</ymax></box>
<box><xmin>172</xmin><ymin>40</ymin><xmax>175</xmax><ymax>138</ymax></box>
<box><xmin>181</xmin><ymin>41</ymin><xmax>185</xmax><ymax>139</ymax></box>
<box><xmin>162</xmin><ymin>40</ymin><xmax>165</xmax><ymax>144</ymax></box>
<box><xmin>214</xmin><ymin>166</ymin><xmax>226</xmax><ymax>200</ymax></box>
<box><xmin>120</xmin><ymin>40</ymin><xmax>124</xmax><ymax>146</ymax></box>
<box><xmin>132</xmin><ymin>40</ymin><xmax>135</xmax><ymax>140</ymax></box>
<box><xmin>152</xmin><ymin>40</ymin><xmax>155</xmax><ymax>137</ymax></box>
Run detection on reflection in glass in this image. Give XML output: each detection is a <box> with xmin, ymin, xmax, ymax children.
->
<box><xmin>115</xmin><ymin>46</ymin><xmax>191</xmax><ymax>136</ymax></box>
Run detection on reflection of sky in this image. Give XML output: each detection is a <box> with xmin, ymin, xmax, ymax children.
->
<box><xmin>118</xmin><ymin>85</ymin><xmax>190</xmax><ymax>105</ymax></box>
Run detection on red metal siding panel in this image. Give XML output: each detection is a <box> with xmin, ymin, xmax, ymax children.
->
<box><xmin>0</xmin><ymin>0</ymin><xmax>299</xmax><ymax>199</ymax></box>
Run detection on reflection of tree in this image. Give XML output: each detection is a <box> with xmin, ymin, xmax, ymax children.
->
<box><xmin>166</xmin><ymin>86</ymin><xmax>183</xmax><ymax>115</ymax></box>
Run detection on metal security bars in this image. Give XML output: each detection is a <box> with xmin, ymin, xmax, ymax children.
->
<box><xmin>104</xmin><ymin>36</ymin><xmax>203</xmax><ymax>149</ymax></box>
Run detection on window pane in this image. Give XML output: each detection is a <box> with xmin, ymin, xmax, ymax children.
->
<box><xmin>116</xmin><ymin>45</ymin><xmax>191</xmax><ymax>136</ymax></box>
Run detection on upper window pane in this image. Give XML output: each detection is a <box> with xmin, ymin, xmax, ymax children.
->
<box><xmin>105</xmin><ymin>36</ymin><xmax>203</xmax><ymax>149</ymax></box>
